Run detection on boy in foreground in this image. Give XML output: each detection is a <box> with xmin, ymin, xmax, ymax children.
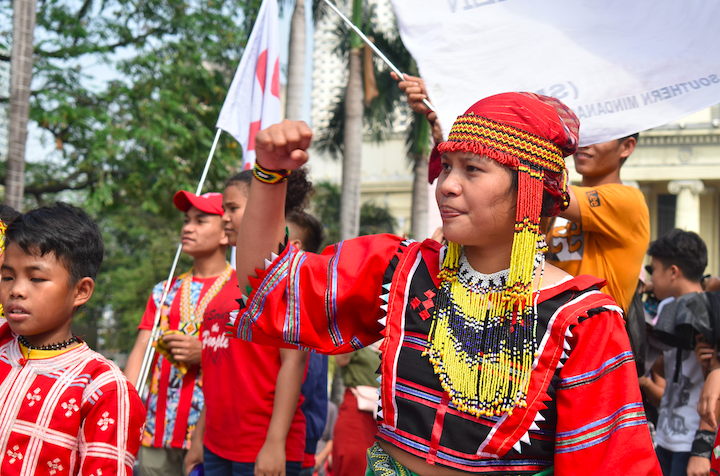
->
<box><xmin>0</xmin><ymin>202</ymin><xmax>145</xmax><ymax>475</ymax></box>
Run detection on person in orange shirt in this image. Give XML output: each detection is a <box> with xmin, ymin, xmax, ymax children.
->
<box><xmin>544</xmin><ymin>136</ymin><xmax>650</xmax><ymax>312</ymax></box>
<box><xmin>391</xmin><ymin>72</ymin><xmax>650</xmax><ymax>312</ymax></box>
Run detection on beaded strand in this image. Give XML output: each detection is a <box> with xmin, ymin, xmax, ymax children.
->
<box><xmin>425</xmin><ymin>243</ymin><xmax>545</xmax><ymax>417</ymax></box>
<box><xmin>19</xmin><ymin>334</ymin><xmax>78</xmax><ymax>351</ymax></box>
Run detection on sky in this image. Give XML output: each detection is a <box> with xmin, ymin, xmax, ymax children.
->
<box><xmin>26</xmin><ymin>0</ymin><xmax>316</xmax><ymax>160</ymax></box>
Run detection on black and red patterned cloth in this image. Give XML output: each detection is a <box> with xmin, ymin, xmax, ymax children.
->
<box><xmin>229</xmin><ymin>234</ymin><xmax>661</xmax><ymax>475</ymax></box>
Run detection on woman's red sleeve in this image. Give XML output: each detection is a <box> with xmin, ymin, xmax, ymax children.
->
<box><xmin>554</xmin><ymin>305</ymin><xmax>662</xmax><ymax>475</ymax></box>
<box><xmin>228</xmin><ymin>233</ymin><xmax>404</xmax><ymax>354</ymax></box>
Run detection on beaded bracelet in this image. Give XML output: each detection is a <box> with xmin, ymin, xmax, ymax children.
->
<box><xmin>253</xmin><ymin>162</ymin><xmax>291</xmax><ymax>184</ymax></box>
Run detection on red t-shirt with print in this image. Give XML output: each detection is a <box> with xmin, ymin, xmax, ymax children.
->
<box><xmin>200</xmin><ymin>273</ymin><xmax>306</xmax><ymax>463</ymax></box>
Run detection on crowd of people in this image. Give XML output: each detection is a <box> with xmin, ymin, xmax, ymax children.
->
<box><xmin>0</xmin><ymin>74</ymin><xmax>716</xmax><ymax>476</ymax></box>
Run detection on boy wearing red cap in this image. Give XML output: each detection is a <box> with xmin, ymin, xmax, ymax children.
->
<box><xmin>125</xmin><ymin>191</ymin><xmax>240</xmax><ymax>476</ymax></box>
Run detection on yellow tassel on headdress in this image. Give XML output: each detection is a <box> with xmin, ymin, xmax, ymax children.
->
<box><xmin>0</xmin><ymin>219</ymin><xmax>7</xmax><ymax>255</ymax></box>
<box><xmin>426</xmin><ymin>105</ymin><xmax>565</xmax><ymax>418</ymax></box>
<box><xmin>425</xmin><ymin>164</ymin><xmax>546</xmax><ymax>418</ymax></box>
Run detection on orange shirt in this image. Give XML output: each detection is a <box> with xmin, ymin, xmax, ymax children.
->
<box><xmin>546</xmin><ymin>183</ymin><xmax>650</xmax><ymax>311</ymax></box>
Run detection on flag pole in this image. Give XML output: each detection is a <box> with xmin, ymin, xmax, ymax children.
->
<box><xmin>135</xmin><ymin>128</ymin><xmax>224</xmax><ymax>398</ymax></box>
<box><xmin>322</xmin><ymin>0</ymin><xmax>435</xmax><ymax>112</ymax></box>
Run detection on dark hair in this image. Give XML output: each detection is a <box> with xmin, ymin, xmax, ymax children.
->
<box><xmin>648</xmin><ymin>228</ymin><xmax>707</xmax><ymax>282</ymax></box>
<box><xmin>0</xmin><ymin>205</ymin><xmax>21</xmax><ymax>226</ymax></box>
<box><xmin>5</xmin><ymin>202</ymin><xmax>104</xmax><ymax>282</ymax></box>
<box><xmin>226</xmin><ymin>169</ymin><xmax>253</xmax><ymax>190</ymax></box>
<box><xmin>619</xmin><ymin>132</ymin><xmax>639</xmax><ymax>143</ymax></box>
<box><xmin>225</xmin><ymin>166</ymin><xmax>314</xmax><ymax>215</ymax></box>
<box><xmin>286</xmin><ymin>210</ymin><xmax>325</xmax><ymax>253</ymax></box>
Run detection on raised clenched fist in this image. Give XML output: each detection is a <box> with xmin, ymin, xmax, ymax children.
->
<box><xmin>255</xmin><ymin>119</ymin><xmax>313</xmax><ymax>171</ymax></box>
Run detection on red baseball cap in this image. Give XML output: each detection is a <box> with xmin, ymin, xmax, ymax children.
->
<box><xmin>173</xmin><ymin>191</ymin><xmax>224</xmax><ymax>215</ymax></box>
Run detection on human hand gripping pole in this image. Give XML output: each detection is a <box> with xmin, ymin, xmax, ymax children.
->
<box><xmin>236</xmin><ymin>121</ymin><xmax>313</xmax><ymax>297</ymax></box>
<box><xmin>321</xmin><ymin>0</ymin><xmax>434</xmax><ymax>114</ymax></box>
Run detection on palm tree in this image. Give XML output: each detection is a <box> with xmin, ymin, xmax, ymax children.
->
<box><xmin>312</xmin><ymin>7</ymin><xmax>432</xmax><ymax>240</ymax></box>
<box><xmin>408</xmin><ymin>110</ymin><xmax>430</xmax><ymax>240</ymax></box>
<box><xmin>6</xmin><ymin>0</ymin><xmax>39</xmax><ymax>210</ymax></box>
<box><xmin>339</xmin><ymin>0</ymin><xmax>364</xmax><ymax>240</ymax></box>
<box><xmin>285</xmin><ymin>0</ymin><xmax>306</xmax><ymax>121</ymax></box>
<box><xmin>312</xmin><ymin>180</ymin><xmax>396</xmax><ymax>246</ymax></box>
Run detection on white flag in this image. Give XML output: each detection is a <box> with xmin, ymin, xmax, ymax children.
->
<box><xmin>389</xmin><ymin>0</ymin><xmax>720</xmax><ymax>146</ymax></box>
<box><xmin>217</xmin><ymin>0</ymin><xmax>281</xmax><ymax>169</ymax></box>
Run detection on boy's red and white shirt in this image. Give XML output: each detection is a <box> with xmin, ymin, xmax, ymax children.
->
<box><xmin>0</xmin><ymin>323</ymin><xmax>145</xmax><ymax>475</ymax></box>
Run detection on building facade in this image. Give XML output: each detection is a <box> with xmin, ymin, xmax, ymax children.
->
<box><xmin>610</xmin><ymin>105</ymin><xmax>720</xmax><ymax>276</ymax></box>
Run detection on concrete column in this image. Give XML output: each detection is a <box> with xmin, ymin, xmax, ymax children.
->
<box><xmin>668</xmin><ymin>180</ymin><xmax>705</xmax><ymax>233</ymax></box>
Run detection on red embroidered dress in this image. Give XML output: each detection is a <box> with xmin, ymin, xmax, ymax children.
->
<box><xmin>0</xmin><ymin>324</ymin><xmax>145</xmax><ymax>475</ymax></box>
<box><xmin>229</xmin><ymin>234</ymin><xmax>661</xmax><ymax>476</ymax></box>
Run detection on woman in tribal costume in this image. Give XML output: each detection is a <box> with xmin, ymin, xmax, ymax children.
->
<box><xmin>229</xmin><ymin>93</ymin><xmax>662</xmax><ymax>476</ymax></box>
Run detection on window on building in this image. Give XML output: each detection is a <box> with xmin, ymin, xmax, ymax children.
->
<box><xmin>656</xmin><ymin>194</ymin><xmax>676</xmax><ymax>238</ymax></box>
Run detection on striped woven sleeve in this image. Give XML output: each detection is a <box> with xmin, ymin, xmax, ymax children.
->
<box><xmin>79</xmin><ymin>364</ymin><xmax>146</xmax><ymax>475</ymax></box>
<box><xmin>554</xmin><ymin>305</ymin><xmax>662</xmax><ymax>476</ymax></box>
<box><xmin>229</xmin><ymin>233</ymin><xmax>404</xmax><ymax>354</ymax></box>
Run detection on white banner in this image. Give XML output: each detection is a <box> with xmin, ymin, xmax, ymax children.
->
<box><xmin>389</xmin><ymin>0</ymin><xmax>720</xmax><ymax>146</ymax></box>
<box><xmin>217</xmin><ymin>0</ymin><xmax>281</xmax><ymax>169</ymax></box>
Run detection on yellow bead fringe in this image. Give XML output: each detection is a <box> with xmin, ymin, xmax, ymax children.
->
<box><xmin>425</xmin><ymin>238</ymin><xmax>543</xmax><ymax>418</ymax></box>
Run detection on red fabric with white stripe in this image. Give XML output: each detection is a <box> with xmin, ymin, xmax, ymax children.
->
<box><xmin>0</xmin><ymin>323</ymin><xmax>145</xmax><ymax>475</ymax></box>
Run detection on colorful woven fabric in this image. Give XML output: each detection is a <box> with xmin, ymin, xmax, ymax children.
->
<box><xmin>253</xmin><ymin>162</ymin><xmax>291</xmax><ymax>184</ymax></box>
<box><xmin>365</xmin><ymin>442</ymin><xmax>417</xmax><ymax>476</ymax></box>
<box><xmin>140</xmin><ymin>272</ymin><xmax>232</xmax><ymax>450</ymax></box>
<box><xmin>230</xmin><ymin>235</ymin><xmax>661</xmax><ymax>474</ymax></box>
<box><xmin>0</xmin><ymin>323</ymin><xmax>145</xmax><ymax>475</ymax></box>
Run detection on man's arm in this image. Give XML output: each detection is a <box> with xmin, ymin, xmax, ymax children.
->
<box><xmin>124</xmin><ymin>329</ymin><xmax>152</xmax><ymax>388</ymax></box>
<box><xmin>390</xmin><ymin>72</ymin><xmax>443</xmax><ymax>145</ymax></box>
<box><xmin>314</xmin><ymin>440</ymin><xmax>333</xmax><ymax>472</ymax></box>
<box><xmin>638</xmin><ymin>355</ymin><xmax>665</xmax><ymax>408</ymax></box>
<box><xmin>255</xmin><ymin>347</ymin><xmax>308</xmax><ymax>476</ymax></box>
<box><xmin>557</xmin><ymin>186</ymin><xmax>582</xmax><ymax>224</ymax></box>
<box><xmin>687</xmin><ymin>416</ymin><xmax>716</xmax><ymax>476</ymax></box>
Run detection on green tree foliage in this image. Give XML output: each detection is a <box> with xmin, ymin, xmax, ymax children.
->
<box><xmin>0</xmin><ymin>0</ymin><xmax>268</xmax><ymax>353</ymax></box>
<box><xmin>312</xmin><ymin>180</ymin><xmax>397</xmax><ymax>247</ymax></box>
<box><xmin>0</xmin><ymin>0</ymin><xmax>265</xmax><ymax>211</ymax></box>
